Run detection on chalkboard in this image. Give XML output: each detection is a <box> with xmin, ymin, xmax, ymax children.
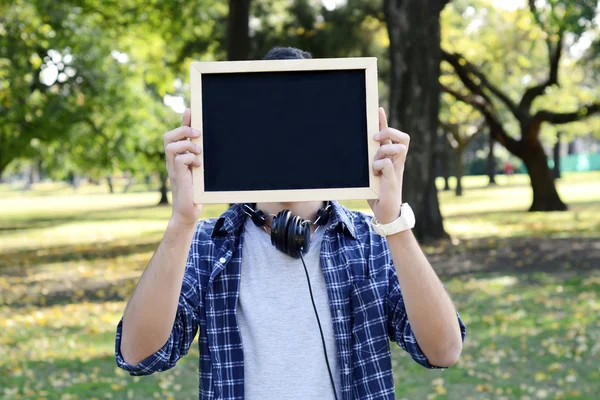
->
<box><xmin>190</xmin><ymin>58</ymin><xmax>380</xmax><ymax>204</ymax></box>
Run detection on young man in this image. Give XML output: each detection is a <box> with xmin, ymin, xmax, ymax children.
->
<box><xmin>115</xmin><ymin>47</ymin><xmax>466</xmax><ymax>400</ymax></box>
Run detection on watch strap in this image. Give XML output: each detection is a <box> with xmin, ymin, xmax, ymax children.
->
<box><xmin>371</xmin><ymin>203</ymin><xmax>415</xmax><ymax>236</ymax></box>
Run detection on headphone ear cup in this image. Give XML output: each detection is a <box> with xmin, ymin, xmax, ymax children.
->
<box><xmin>272</xmin><ymin>210</ymin><xmax>291</xmax><ymax>254</ymax></box>
<box><xmin>270</xmin><ymin>213</ymin><xmax>279</xmax><ymax>248</ymax></box>
<box><xmin>302</xmin><ymin>225</ymin><xmax>311</xmax><ymax>255</ymax></box>
<box><xmin>286</xmin><ymin>214</ymin><xmax>300</xmax><ymax>258</ymax></box>
<box><xmin>292</xmin><ymin>217</ymin><xmax>311</xmax><ymax>258</ymax></box>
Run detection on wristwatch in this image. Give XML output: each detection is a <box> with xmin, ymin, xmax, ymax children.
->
<box><xmin>371</xmin><ymin>203</ymin><xmax>416</xmax><ymax>236</ymax></box>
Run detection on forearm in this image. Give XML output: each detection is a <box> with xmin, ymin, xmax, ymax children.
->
<box><xmin>387</xmin><ymin>230</ymin><xmax>463</xmax><ymax>366</ymax></box>
<box><xmin>120</xmin><ymin>219</ymin><xmax>196</xmax><ymax>365</ymax></box>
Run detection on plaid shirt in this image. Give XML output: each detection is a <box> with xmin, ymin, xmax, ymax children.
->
<box><xmin>115</xmin><ymin>202</ymin><xmax>466</xmax><ymax>399</ymax></box>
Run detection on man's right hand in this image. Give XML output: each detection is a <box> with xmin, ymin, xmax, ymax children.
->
<box><xmin>164</xmin><ymin>108</ymin><xmax>203</xmax><ymax>228</ymax></box>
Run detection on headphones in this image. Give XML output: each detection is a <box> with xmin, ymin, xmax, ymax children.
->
<box><xmin>242</xmin><ymin>202</ymin><xmax>332</xmax><ymax>259</ymax></box>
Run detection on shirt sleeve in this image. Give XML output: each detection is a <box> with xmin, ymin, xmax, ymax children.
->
<box><xmin>388</xmin><ymin>271</ymin><xmax>467</xmax><ymax>369</ymax></box>
<box><xmin>114</xmin><ymin>234</ymin><xmax>202</xmax><ymax>376</ymax></box>
<box><xmin>385</xmin><ymin>251</ymin><xmax>467</xmax><ymax>369</ymax></box>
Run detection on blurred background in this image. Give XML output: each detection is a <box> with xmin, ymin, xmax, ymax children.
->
<box><xmin>1</xmin><ymin>0</ymin><xmax>599</xmax><ymax>399</ymax></box>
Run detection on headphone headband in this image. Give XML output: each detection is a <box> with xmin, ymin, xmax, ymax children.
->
<box><xmin>243</xmin><ymin>201</ymin><xmax>332</xmax><ymax>258</ymax></box>
<box><xmin>244</xmin><ymin>201</ymin><xmax>332</xmax><ymax>228</ymax></box>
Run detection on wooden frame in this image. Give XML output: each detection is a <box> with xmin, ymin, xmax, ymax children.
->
<box><xmin>190</xmin><ymin>57</ymin><xmax>380</xmax><ymax>204</ymax></box>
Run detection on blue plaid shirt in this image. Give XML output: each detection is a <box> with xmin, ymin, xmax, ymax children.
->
<box><xmin>115</xmin><ymin>202</ymin><xmax>466</xmax><ymax>399</ymax></box>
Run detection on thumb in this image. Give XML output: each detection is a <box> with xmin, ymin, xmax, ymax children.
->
<box><xmin>181</xmin><ymin>108</ymin><xmax>191</xmax><ymax>127</ymax></box>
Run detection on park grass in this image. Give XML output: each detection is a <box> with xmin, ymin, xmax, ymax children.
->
<box><xmin>1</xmin><ymin>172</ymin><xmax>599</xmax><ymax>399</ymax></box>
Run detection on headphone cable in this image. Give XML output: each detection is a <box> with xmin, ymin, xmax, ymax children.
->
<box><xmin>299</xmin><ymin>251</ymin><xmax>340</xmax><ymax>400</ymax></box>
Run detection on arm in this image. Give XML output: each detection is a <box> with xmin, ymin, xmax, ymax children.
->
<box><xmin>117</xmin><ymin>108</ymin><xmax>204</xmax><ymax>370</ymax></box>
<box><xmin>119</xmin><ymin>221</ymin><xmax>198</xmax><ymax>366</ymax></box>
<box><xmin>368</xmin><ymin>107</ymin><xmax>464</xmax><ymax>367</ymax></box>
<box><xmin>386</xmin><ymin>230</ymin><xmax>464</xmax><ymax>367</ymax></box>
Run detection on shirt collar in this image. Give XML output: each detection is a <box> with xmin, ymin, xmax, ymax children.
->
<box><xmin>211</xmin><ymin>201</ymin><xmax>357</xmax><ymax>239</ymax></box>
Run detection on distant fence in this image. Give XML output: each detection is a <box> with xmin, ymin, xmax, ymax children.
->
<box><xmin>548</xmin><ymin>153</ymin><xmax>600</xmax><ymax>172</ymax></box>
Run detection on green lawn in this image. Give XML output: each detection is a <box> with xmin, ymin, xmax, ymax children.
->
<box><xmin>1</xmin><ymin>172</ymin><xmax>599</xmax><ymax>399</ymax></box>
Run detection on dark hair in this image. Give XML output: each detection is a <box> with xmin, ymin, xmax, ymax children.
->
<box><xmin>264</xmin><ymin>46</ymin><xmax>312</xmax><ymax>60</ymax></box>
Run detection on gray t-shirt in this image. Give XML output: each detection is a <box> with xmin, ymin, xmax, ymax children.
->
<box><xmin>237</xmin><ymin>218</ymin><xmax>342</xmax><ymax>400</ymax></box>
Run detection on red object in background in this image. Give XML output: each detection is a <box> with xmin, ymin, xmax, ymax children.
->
<box><xmin>504</xmin><ymin>161</ymin><xmax>514</xmax><ymax>175</ymax></box>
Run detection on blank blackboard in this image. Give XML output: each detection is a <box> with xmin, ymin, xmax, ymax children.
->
<box><xmin>190</xmin><ymin>58</ymin><xmax>380</xmax><ymax>204</ymax></box>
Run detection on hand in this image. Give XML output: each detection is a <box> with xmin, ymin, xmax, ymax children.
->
<box><xmin>368</xmin><ymin>107</ymin><xmax>410</xmax><ymax>224</ymax></box>
<box><xmin>164</xmin><ymin>108</ymin><xmax>204</xmax><ymax>228</ymax></box>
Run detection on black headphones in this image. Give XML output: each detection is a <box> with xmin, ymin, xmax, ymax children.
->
<box><xmin>242</xmin><ymin>202</ymin><xmax>332</xmax><ymax>259</ymax></box>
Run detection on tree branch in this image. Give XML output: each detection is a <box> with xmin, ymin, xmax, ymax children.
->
<box><xmin>439</xmin><ymin>122</ymin><xmax>459</xmax><ymax>149</ymax></box>
<box><xmin>528</xmin><ymin>0</ymin><xmax>537</xmax><ymax>16</ymax></box>
<box><xmin>441</xmin><ymin>84</ymin><xmax>522</xmax><ymax>157</ymax></box>
<box><xmin>519</xmin><ymin>34</ymin><xmax>564</xmax><ymax>111</ymax></box>
<box><xmin>535</xmin><ymin>102</ymin><xmax>600</xmax><ymax>124</ymax></box>
<box><xmin>442</xmin><ymin>51</ymin><xmax>519</xmax><ymax>117</ymax></box>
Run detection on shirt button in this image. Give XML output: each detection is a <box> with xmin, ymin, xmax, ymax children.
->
<box><xmin>219</xmin><ymin>257</ymin><xmax>226</xmax><ymax>263</ymax></box>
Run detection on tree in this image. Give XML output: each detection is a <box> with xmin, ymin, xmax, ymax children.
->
<box><xmin>439</xmin><ymin>102</ymin><xmax>485</xmax><ymax>196</ymax></box>
<box><xmin>441</xmin><ymin>0</ymin><xmax>600</xmax><ymax>211</ymax></box>
<box><xmin>384</xmin><ymin>0</ymin><xmax>451</xmax><ymax>242</ymax></box>
<box><xmin>228</xmin><ymin>0</ymin><xmax>251</xmax><ymax>60</ymax></box>
<box><xmin>487</xmin><ymin>134</ymin><xmax>497</xmax><ymax>185</ymax></box>
<box><xmin>0</xmin><ymin>0</ymin><xmax>84</xmax><ymax>177</ymax></box>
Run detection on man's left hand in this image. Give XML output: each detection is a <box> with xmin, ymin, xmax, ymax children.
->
<box><xmin>368</xmin><ymin>107</ymin><xmax>410</xmax><ymax>224</ymax></box>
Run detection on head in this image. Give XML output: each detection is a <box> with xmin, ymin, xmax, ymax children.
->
<box><xmin>263</xmin><ymin>46</ymin><xmax>312</xmax><ymax>61</ymax></box>
<box><xmin>233</xmin><ymin>47</ymin><xmax>321</xmax><ymax>221</ymax></box>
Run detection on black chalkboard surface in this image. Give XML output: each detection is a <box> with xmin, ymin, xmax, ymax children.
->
<box><xmin>190</xmin><ymin>58</ymin><xmax>380</xmax><ymax>204</ymax></box>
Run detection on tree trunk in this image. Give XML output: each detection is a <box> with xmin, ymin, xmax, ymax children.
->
<box><xmin>384</xmin><ymin>0</ymin><xmax>449</xmax><ymax>242</ymax></box>
<box><xmin>553</xmin><ymin>131</ymin><xmax>561</xmax><ymax>180</ymax></box>
<box><xmin>522</xmin><ymin>143</ymin><xmax>567</xmax><ymax>211</ymax></box>
<box><xmin>71</xmin><ymin>173</ymin><xmax>81</xmax><ymax>189</ymax></box>
<box><xmin>123</xmin><ymin>175</ymin><xmax>133</xmax><ymax>193</ymax></box>
<box><xmin>24</xmin><ymin>165</ymin><xmax>34</xmax><ymax>191</ymax></box>
<box><xmin>487</xmin><ymin>134</ymin><xmax>496</xmax><ymax>185</ymax></box>
<box><xmin>158</xmin><ymin>172</ymin><xmax>169</xmax><ymax>205</ymax></box>
<box><xmin>107</xmin><ymin>176</ymin><xmax>114</xmax><ymax>194</ymax></box>
<box><xmin>437</xmin><ymin>136</ymin><xmax>451</xmax><ymax>191</ymax></box>
<box><xmin>442</xmin><ymin>151</ymin><xmax>450</xmax><ymax>191</ymax></box>
<box><xmin>455</xmin><ymin>146</ymin><xmax>464</xmax><ymax>196</ymax></box>
<box><xmin>227</xmin><ymin>0</ymin><xmax>251</xmax><ymax>61</ymax></box>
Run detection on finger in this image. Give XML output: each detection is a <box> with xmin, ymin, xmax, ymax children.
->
<box><xmin>174</xmin><ymin>153</ymin><xmax>201</xmax><ymax>174</ymax></box>
<box><xmin>166</xmin><ymin>141</ymin><xmax>202</xmax><ymax>158</ymax></box>
<box><xmin>181</xmin><ymin>108</ymin><xmax>191</xmax><ymax>127</ymax></box>
<box><xmin>378</xmin><ymin>107</ymin><xmax>388</xmax><ymax>130</ymax></box>
<box><xmin>164</xmin><ymin>126</ymin><xmax>201</xmax><ymax>146</ymax></box>
<box><xmin>374</xmin><ymin>144</ymin><xmax>407</xmax><ymax>161</ymax></box>
<box><xmin>375</xmin><ymin>128</ymin><xmax>410</xmax><ymax>147</ymax></box>
<box><xmin>373</xmin><ymin>158</ymin><xmax>394</xmax><ymax>177</ymax></box>
<box><xmin>378</xmin><ymin>107</ymin><xmax>392</xmax><ymax>146</ymax></box>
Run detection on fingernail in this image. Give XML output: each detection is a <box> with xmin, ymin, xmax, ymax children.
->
<box><xmin>192</xmin><ymin>129</ymin><xmax>201</xmax><ymax>135</ymax></box>
<box><xmin>374</xmin><ymin>133</ymin><xmax>380</xmax><ymax>140</ymax></box>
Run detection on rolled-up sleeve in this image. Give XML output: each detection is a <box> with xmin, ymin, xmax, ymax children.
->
<box><xmin>387</xmin><ymin>278</ymin><xmax>466</xmax><ymax>369</ymax></box>
<box><xmin>115</xmin><ymin>241</ymin><xmax>201</xmax><ymax>375</ymax></box>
